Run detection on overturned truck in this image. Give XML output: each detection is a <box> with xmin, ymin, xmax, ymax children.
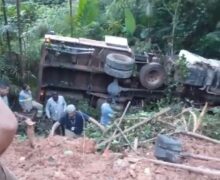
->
<box><xmin>38</xmin><ymin>34</ymin><xmax>220</xmax><ymax>106</ymax></box>
<box><xmin>177</xmin><ymin>50</ymin><xmax>220</xmax><ymax>104</ymax></box>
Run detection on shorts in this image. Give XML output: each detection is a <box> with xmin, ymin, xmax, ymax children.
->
<box><xmin>0</xmin><ymin>162</ymin><xmax>16</xmax><ymax>180</ymax></box>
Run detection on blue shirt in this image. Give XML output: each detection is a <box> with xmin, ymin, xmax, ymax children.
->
<box><xmin>59</xmin><ymin>111</ymin><xmax>89</xmax><ymax>135</ymax></box>
<box><xmin>19</xmin><ymin>90</ymin><xmax>33</xmax><ymax>111</ymax></box>
<box><xmin>100</xmin><ymin>102</ymin><xmax>114</xmax><ymax>126</ymax></box>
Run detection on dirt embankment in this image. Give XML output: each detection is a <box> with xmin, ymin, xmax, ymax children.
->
<box><xmin>1</xmin><ymin>134</ymin><xmax>220</xmax><ymax>180</ymax></box>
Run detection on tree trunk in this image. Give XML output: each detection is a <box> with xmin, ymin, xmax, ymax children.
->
<box><xmin>16</xmin><ymin>0</ymin><xmax>25</xmax><ymax>80</ymax></box>
<box><xmin>2</xmin><ymin>0</ymin><xmax>11</xmax><ymax>52</ymax></box>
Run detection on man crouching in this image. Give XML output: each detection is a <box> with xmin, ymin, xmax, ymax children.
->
<box><xmin>50</xmin><ymin>104</ymin><xmax>105</xmax><ymax>138</ymax></box>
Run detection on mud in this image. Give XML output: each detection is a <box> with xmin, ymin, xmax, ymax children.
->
<box><xmin>1</xmin><ymin>134</ymin><xmax>220</xmax><ymax>180</ymax></box>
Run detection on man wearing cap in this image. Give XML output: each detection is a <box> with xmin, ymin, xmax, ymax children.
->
<box><xmin>50</xmin><ymin>104</ymin><xmax>105</xmax><ymax>138</ymax></box>
<box><xmin>45</xmin><ymin>92</ymin><xmax>66</xmax><ymax>135</ymax></box>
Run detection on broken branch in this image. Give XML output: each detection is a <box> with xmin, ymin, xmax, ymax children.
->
<box><xmin>180</xmin><ymin>131</ymin><xmax>220</xmax><ymax>144</ymax></box>
<box><xmin>105</xmin><ymin>101</ymin><xmax>131</xmax><ymax>150</ymax></box>
<box><xmin>147</xmin><ymin>158</ymin><xmax>220</xmax><ymax>176</ymax></box>
<box><xmin>182</xmin><ymin>153</ymin><xmax>220</xmax><ymax>162</ymax></box>
<box><xmin>97</xmin><ymin>107</ymin><xmax>171</xmax><ymax>148</ymax></box>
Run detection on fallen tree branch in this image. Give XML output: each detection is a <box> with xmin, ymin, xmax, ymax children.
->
<box><xmin>97</xmin><ymin>107</ymin><xmax>171</xmax><ymax>148</ymax></box>
<box><xmin>105</xmin><ymin>101</ymin><xmax>131</xmax><ymax>150</ymax></box>
<box><xmin>194</xmin><ymin>102</ymin><xmax>208</xmax><ymax>133</ymax></box>
<box><xmin>179</xmin><ymin>131</ymin><xmax>220</xmax><ymax>144</ymax></box>
<box><xmin>182</xmin><ymin>153</ymin><xmax>220</xmax><ymax>162</ymax></box>
<box><xmin>146</xmin><ymin>158</ymin><xmax>220</xmax><ymax>176</ymax></box>
<box><xmin>113</xmin><ymin>122</ymin><xmax>135</xmax><ymax>151</ymax></box>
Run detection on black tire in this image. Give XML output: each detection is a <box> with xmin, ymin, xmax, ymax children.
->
<box><xmin>139</xmin><ymin>63</ymin><xmax>166</xmax><ymax>89</ymax></box>
<box><xmin>106</xmin><ymin>53</ymin><xmax>135</xmax><ymax>71</ymax></box>
<box><xmin>104</xmin><ymin>64</ymin><xmax>133</xmax><ymax>79</ymax></box>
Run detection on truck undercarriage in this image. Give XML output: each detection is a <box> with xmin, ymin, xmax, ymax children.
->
<box><xmin>38</xmin><ymin>35</ymin><xmax>220</xmax><ymax>106</ymax></box>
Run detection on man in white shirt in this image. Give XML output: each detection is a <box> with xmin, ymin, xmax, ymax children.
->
<box><xmin>19</xmin><ymin>84</ymin><xmax>43</xmax><ymax>117</ymax></box>
<box><xmin>45</xmin><ymin>92</ymin><xmax>67</xmax><ymax>135</ymax></box>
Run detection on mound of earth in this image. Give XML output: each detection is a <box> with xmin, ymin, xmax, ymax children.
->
<box><xmin>1</xmin><ymin>134</ymin><xmax>220</xmax><ymax>180</ymax></box>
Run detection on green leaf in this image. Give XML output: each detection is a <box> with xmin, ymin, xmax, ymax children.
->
<box><xmin>76</xmin><ymin>0</ymin><xmax>99</xmax><ymax>25</ymax></box>
<box><xmin>77</xmin><ymin>0</ymin><xmax>88</xmax><ymax>20</ymax></box>
<box><xmin>124</xmin><ymin>8</ymin><xmax>136</xmax><ymax>35</ymax></box>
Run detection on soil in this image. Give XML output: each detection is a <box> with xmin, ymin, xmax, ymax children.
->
<box><xmin>1</xmin><ymin>134</ymin><xmax>220</xmax><ymax>180</ymax></box>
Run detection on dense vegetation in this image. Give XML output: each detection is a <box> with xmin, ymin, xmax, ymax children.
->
<box><xmin>1</xmin><ymin>0</ymin><xmax>220</xmax><ymax>85</ymax></box>
<box><xmin>0</xmin><ymin>0</ymin><xmax>220</xmax><ymax>139</ymax></box>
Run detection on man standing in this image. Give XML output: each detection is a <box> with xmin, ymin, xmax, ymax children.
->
<box><xmin>45</xmin><ymin>92</ymin><xmax>66</xmax><ymax>135</ymax></box>
<box><xmin>0</xmin><ymin>97</ymin><xmax>17</xmax><ymax>179</ymax></box>
<box><xmin>50</xmin><ymin>104</ymin><xmax>105</xmax><ymax>138</ymax></box>
<box><xmin>100</xmin><ymin>98</ymin><xmax>115</xmax><ymax>126</ymax></box>
<box><xmin>45</xmin><ymin>92</ymin><xmax>67</xmax><ymax>122</ymax></box>
<box><xmin>19</xmin><ymin>84</ymin><xmax>43</xmax><ymax>117</ymax></box>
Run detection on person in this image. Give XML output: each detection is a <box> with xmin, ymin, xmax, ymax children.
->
<box><xmin>45</xmin><ymin>92</ymin><xmax>67</xmax><ymax>122</ymax></box>
<box><xmin>18</xmin><ymin>84</ymin><xmax>43</xmax><ymax>117</ymax></box>
<box><xmin>0</xmin><ymin>82</ymin><xmax>10</xmax><ymax>106</ymax></box>
<box><xmin>50</xmin><ymin>104</ymin><xmax>105</xmax><ymax>138</ymax></box>
<box><xmin>100</xmin><ymin>98</ymin><xmax>115</xmax><ymax>126</ymax></box>
<box><xmin>0</xmin><ymin>97</ymin><xmax>17</xmax><ymax>179</ymax></box>
<box><xmin>45</xmin><ymin>92</ymin><xmax>66</xmax><ymax>135</ymax></box>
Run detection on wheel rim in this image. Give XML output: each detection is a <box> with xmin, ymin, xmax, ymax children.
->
<box><xmin>145</xmin><ymin>70</ymin><xmax>161</xmax><ymax>85</ymax></box>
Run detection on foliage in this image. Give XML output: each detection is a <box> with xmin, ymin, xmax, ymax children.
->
<box><xmin>76</xmin><ymin>0</ymin><xmax>99</xmax><ymax>26</ymax></box>
<box><xmin>33</xmin><ymin>0</ymin><xmax>65</xmax><ymax>5</ymax></box>
<box><xmin>124</xmin><ymin>8</ymin><xmax>136</xmax><ymax>35</ymax></box>
<box><xmin>202</xmin><ymin>108</ymin><xmax>220</xmax><ymax>140</ymax></box>
<box><xmin>175</xmin><ymin>55</ymin><xmax>189</xmax><ymax>80</ymax></box>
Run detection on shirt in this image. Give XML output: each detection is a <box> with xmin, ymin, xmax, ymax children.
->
<box><xmin>100</xmin><ymin>102</ymin><xmax>114</xmax><ymax>126</ymax></box>
<box><xmin>19</xmin><ymin>90</ymin><xmax>33</xmax><ymax>112</ymax></box>
<box><xmin>45</xmin><ymin>96</ymin><xmax>67</xmax><ymax>121</ymax></box>
<box><xmin>59</xmin><ymin>111</ymin><xmax>89</xmax><ymax>135</ymax></box>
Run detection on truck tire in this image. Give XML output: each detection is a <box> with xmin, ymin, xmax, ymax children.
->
<box><xmin>104</xmin><ymin>64</ymin><xmax>133</xmax><ymax>79</ymax></box>
<box><xmin>139</xmin><ymin>63</ymin><xmax>166</xmax><ymax>89</ymax></box>
<box><xmin>106</xmin><ymin>53</ymin><xmax>135</xmax><ymax>71</ymax></box>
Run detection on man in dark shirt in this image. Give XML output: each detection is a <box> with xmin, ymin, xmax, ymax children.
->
<box><xmin>50</xmin><ymin>104</ymin><xmax>105</xmax><ymax>138</ymax></box>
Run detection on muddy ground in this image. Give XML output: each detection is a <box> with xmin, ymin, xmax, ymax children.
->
<box><xmin>1</xmin><ymin>134</ymin><xmax>220</xmax><ymax>180</ymax></box>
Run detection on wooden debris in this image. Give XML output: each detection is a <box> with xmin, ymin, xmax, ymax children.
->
<box><xmin>98</xmin><ymin>107</ymin><xmax>171</xmax><ymax>148</ymax></box>
<box><xmin>182</xmin><ymin>153</ymin><xmax>220</xmax><ymax>162</ymax></box>
<box><xmin>194</xmin><ymin>102</ymin><xmax>208</xmax><ymax>133</ymax></box>
<box><xmin>104</xmin><ymin>101</ymin><xmax>131</xmax><ymax>151</ymax></box>
<box><xmin>180</xmin><ymin>131</ymin><xmax>220</xmax><ymax>144</ymax></box>
<box><xmin>146</xmin><ymin>158</ymin><xmax>220</xmax><ymax>176</ymax></box>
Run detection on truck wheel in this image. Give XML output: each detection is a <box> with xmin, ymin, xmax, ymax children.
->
<box><xmin>139</xmin><ymin>63</ymin><xmax>166</xmax><ymax>89</ymax></box>
<box><xmin>106</xmin><ymin>53</ymin><xmax>135</xmax><ymax>71</ymax></box>
<box><xmin>104</xmin><ymin>64</ymin><xmax>133</xmax><ymax>79</ymax></box>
